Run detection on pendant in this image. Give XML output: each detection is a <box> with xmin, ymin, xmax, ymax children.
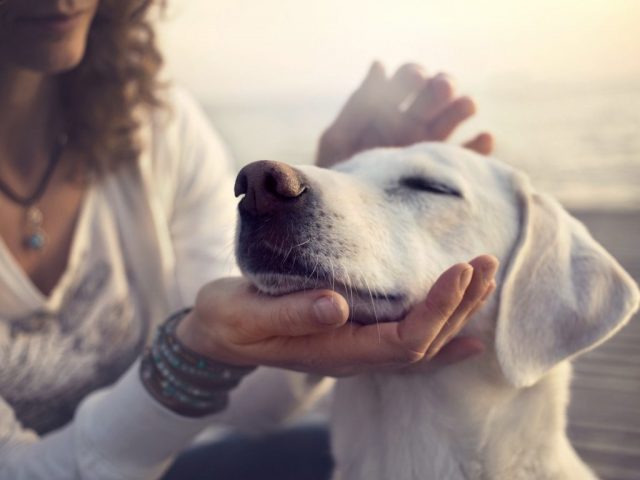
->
<box><xmin>23</xmin><ymin>206</ymin><xmax>47</xmax><ymax>251</ymax></box>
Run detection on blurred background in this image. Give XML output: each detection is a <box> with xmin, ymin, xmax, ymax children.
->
<box><xmin>159</xmin><ymin>0</ymin><xmax>640</xmax><ymax>210</ymax></box>
<box><xmin>159</xmin><ymin>2</ymin><xmax>640</xmax><ymax>478</ymax></box>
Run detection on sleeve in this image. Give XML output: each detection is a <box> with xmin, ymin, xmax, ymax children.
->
<box><xmin>0</xmin><ymin>90</ymin><xmax>236</xmax><ymax>479</ymax></box>
<box><xmin>0</xmin><ymin>367</ymin><xmax>333</xmax><ymax>480</ymax></box>
<box><xmin>0</xmin><ymin>362</ymin><xmax>219</xmax><ymax>480</ymax></box>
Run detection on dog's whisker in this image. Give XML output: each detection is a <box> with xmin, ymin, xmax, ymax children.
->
<box><xmin>329</xmin><ymin>259</ymin><xmax>335</xmax><ymax>292</ymax></box>
<box><xmin>304</xmin><ymin>256</ymin><xmax>320</xmax><ymax>288</ymax></box>
<box><xmin>328</xmin><ymin>258</ymin><xmax>336</xmax><ymax>294</ymax></box>
<box><xmin>221</xmin><ymin>239</ymin><xmax>236</xmax><ymax>262</ymax></box>
<box><xmin>282</xmin><ymin>245</ymin><xmax>294</xmax><ymax>266</ymax></box>
<box><xmin>361</xmin><ymin>274</ymin><xmax>381</xmax><ymax>343</ymax></box>
<box><xmin>314</xmin><ymin>256</ymin><xmax>321</xmax><ymax>289</ymax></box>
<box><xmin>344</xmin><ymin>268</ymin><xmax>356</xmax><ymax>327</ymax></box>
<box><xmin>295</xmin><ymin>238</ymin><xmax>311</xmax><ymax>248</ymax></box>
<box><xmin>277</xmin><ymin>230</ymin><xmax>288</xmax><ymax>265</ymax></box>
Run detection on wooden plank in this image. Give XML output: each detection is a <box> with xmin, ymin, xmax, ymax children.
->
<box><xmin>568</xmin><ymin>210</ymin><xmax>640</xmax><ymax>479</ymax></box>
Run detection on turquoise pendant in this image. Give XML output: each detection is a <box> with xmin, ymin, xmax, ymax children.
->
<box><xmin>23</xmin><ymin>207</ymin><xmax>47</xmax><ymax>251</ymax></box>
<box><xmin>24</xmin><ymin>232</ymin><xmax>46</xmax><ymax>250</ymax></box>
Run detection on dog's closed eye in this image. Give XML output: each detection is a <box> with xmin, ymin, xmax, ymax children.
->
<box><xmin>400</xmin><ymin>176</ymin><xmax>462</xmax><ymax>197</ymax></box>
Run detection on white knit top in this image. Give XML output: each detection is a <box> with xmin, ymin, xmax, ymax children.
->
<box><xmin>0</xmin><ymin>88</ymin><xmax>326</xmax><ymax>480</ymax></box>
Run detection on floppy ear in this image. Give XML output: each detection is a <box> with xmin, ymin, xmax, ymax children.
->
<box><xmin>495</xmin><ymin>174</ymin><xmax>640</xmax><ymax>388</ymax></box>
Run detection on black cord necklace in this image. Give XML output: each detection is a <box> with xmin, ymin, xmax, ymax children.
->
<box><xmin>0</xmin><ymin>133</ymin><xmax>68</xmax><ymax>251</ymax></box>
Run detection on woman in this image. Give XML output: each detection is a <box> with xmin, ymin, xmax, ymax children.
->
<box><xmin>0</xmin><ymin>0</ymin><xmax>498</xmax><ymax>478</ymax></box>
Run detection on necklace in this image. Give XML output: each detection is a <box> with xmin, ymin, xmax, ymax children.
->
<box><xmin>0</xmin><ymin>133</ymin><xmax>68</xmax><ymax>251</ymax></box>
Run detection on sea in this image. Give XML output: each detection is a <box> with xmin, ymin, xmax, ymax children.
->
<box><xmin>202</xmin><ymin>82</ymin><xmax>640</xmax><ymax>211</ymax></box>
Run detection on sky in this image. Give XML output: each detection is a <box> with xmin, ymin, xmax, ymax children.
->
<box><xmin>159</xmin><ymin>0</ymin><xmax>640</xmax><ymax>103</ymax></box>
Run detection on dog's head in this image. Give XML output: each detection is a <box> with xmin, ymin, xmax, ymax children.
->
<box><xmin>234</xmin><ymin>142</ymin><xmax>639</xmax><ymax>387</ymax></box>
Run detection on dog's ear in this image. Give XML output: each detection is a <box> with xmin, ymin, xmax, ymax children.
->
<box><xmin>495</xmin><ymin>175</ymin><xmax>639</xmax><ymax>388</ymax></box>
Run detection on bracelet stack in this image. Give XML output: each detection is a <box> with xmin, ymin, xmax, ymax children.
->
<box><xmin>140</xmin><ymin>308</ymin><xmax>256</xmax><ymax>417</ymax></box>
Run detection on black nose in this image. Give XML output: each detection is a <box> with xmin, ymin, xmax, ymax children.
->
<box><xmin>234</xmin><ymin>160</ymin><xmax>308</xmax><ymax>216</ymax></box>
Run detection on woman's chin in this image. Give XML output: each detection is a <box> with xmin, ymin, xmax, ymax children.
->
<box><xmin>14</xmin><ymin>42</ymin><xmax>87</xmax><ymax>74</ymax></box>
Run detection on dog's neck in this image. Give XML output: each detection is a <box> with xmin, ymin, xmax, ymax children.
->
<box><xmin>330</xmin><ymin>353</ymin><xmax>593</xmax><ymax>480</ymax></box>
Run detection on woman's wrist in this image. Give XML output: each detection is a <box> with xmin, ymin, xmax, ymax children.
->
<box><xmin>174</xmin><ymin>309</ymin><xmax>211</xmax><ymax>356</ymax></box>
<box><xmin>140</xmin><ymin>309</ymin><xmax>256</xmax><ymax>418</ymax></box>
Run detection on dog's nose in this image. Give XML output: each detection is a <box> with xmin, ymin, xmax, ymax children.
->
<box><xmin>234</xmin><ymin>160</ymin><xmax>308</xmax><ymax>216</ymax></box>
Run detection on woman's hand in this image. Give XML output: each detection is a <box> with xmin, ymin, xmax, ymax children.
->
<box><xmin>316</xmin><ymin>62</ymin><xmax>494</xmax><ymax>168</ymax></box>
<box><xmin>176</xmin><ymin>255</ymin><xmax>498</xmax><ymax>377</ymax></box>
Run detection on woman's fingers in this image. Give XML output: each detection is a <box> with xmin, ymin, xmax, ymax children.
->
<box><xmin>394</xmin><ymin>256</ymin><xmax>497</xmax><ymax>374</ymax></box>
<box><xmin>184</xmin><ymin>278</ymin><xmax>350</xmax><ymax>363</ymax></box>
<box><xmin>185</xmin><ymin>253</ymin><xmax>498</xmax><ymax>376</ymax></box>
<box><xmin>405</xmin><ymin>73</ymin><xmax>455</xmax><ymax>124</ymax></box>
<box><xmin>297</xmin><ymin>259</ymin><xmax>494</xmax><ymax>373</ymax></box>
<box><xmin>317</xmin><ymin>61</ymin><xmax>491</xmax><ymax>168</ymax></box>
<box><xmin>424</xmin><ymin>256</ymin><xmax>499</xmax><ymax>358</ymax></box>
<box><xmin>267</xmin><ymin>317</ymin><xmax>435</xmax><ymax>375</ymax></box>
<box><xmin>316</xmin><ymin>62</ymin><xmax>386</xmax><ymax>167</ymax></box>
<box><xmin>324</xmin><ymin>62</ymin><xmax>386</xmax><ymax>138</ymax></box>
<box><xmin>384</xmin><ymin>63</ymin><xmax>428</xmax><ymax>110</ymax></box>
<box><xmin>253</xmin><ymin>264</ymin><xmax>472</xmax><ymax>372</ymax></box>
<box><xmin>396</xmin><ymin>262</ymin><xmax>475</xmax><ymax>355</ymax></box>
<box><xmin>463</xmin><ymin>132</ymin><xmax>494</xmax><ymax>155</ymax></box>
<box><xmin>260</xmin><ymin>292</ymin><xmax>349</xmax><ymax>337</ymax></box>
<box><xmin>427</xmin><ymin>96</ymin><xmax>477</xmax><ymax>140</ymax></box>
<box><xmin>327</xmin><ymin>256</ymin><xmax>496</xmax><ymax>367</ymax></box>
<box><xmin>300</xmin><ymin>262</ymin><xmax>480</xmax><ymax>372</ymax></box>
<box><xmin>239</xmin><ymin>288</ymin><xmax>350</xmax><ymax>341</ymax></box>
<box><xmin>364</xmin><ymin>64</ymin><xmax>429</xmax><ymax>147</ymax></box>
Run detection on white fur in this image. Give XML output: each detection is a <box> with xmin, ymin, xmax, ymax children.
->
<box><xmin>237</xmin><ymin>143</ymin><xmax>640</xmax><ymax>479</ymax></box>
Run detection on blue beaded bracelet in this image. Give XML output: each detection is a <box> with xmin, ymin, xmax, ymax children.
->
<box><xmin>140</xmin><ymin>308</ymin><xmax>256</xmax><ymax>417</ymax></box>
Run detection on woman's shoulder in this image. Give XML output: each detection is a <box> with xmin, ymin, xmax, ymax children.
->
<box><xmin>144</xmin><ymin>84</ymin><xmax>233</xmax><ymax>170</ymax></box>
<box><xmin>137</xmin><ymin>85</ymin><xmax>236</xmax><ymax>210</ymax></box>
<box><xmin>155</xmin><ymin>85</ymin><xmax>220</xmax><ymax>142</ymax></box>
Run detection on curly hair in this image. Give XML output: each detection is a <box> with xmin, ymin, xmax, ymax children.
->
<box><xmin>61</xmin><ymin>0</ymin><xmax>166</xmax><ymax>176</ymax></box>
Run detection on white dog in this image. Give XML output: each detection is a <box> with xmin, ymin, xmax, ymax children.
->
<box><xmin>234</xmin><ymin>142</ymin><xmax>640</xmax><ymax>480</ymax></box>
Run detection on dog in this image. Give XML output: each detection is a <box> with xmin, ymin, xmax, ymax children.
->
<box><xmin>233</xmin><ymin>142</ymin><xmax>640</xmax><ymax>480</ymax></box>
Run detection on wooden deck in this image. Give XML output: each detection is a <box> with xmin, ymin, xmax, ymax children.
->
<box><xmin>568</xmin><ymin>210</ymin><xmax>640</xmax><ymax>480</ymax></box>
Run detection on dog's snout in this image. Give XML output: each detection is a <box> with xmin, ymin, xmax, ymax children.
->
<box><xmin>235</xmin><ymin>160</ymin><xmax>308</xmax><ymax>216</ymax></box>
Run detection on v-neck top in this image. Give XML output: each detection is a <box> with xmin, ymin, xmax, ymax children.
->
<box><xmin>0</xmin><ymin>186</ymin><xmax>95</xmax><ymax>310</ymax></box>
<box><xmin>0</xmin><ymin>88</ymin><xmax>327</xmax><ymax>480</ymax></box>
<box><xmin>0</xmin><ymin>87</ymin><xmax>242</xmax><ymax>437</ymax></box>
<box><xmin>0</xmin><ymin>89</ymin><xmax>326</xmax><ymax>480</ymax></box>
<box><xmin>0</xmin><ymin>89</ymin><xmax>235</xmax><ymax>479</ymax></box>
<box><xmin>0</xmin><ymin>183</ymin><xmax>151</xmax><ymax>435</ymax></box>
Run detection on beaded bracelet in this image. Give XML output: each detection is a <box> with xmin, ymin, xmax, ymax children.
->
<box><xmin>140</xmin><ymin>308</ymin><xmax>256</xmax><ymax>417</ymax></box>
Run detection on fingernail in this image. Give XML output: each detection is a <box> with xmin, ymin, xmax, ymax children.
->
<box><xmin>432</xmin><ymin>73</ymin><xmax>447</xmax><ymax>85</ymax></box>
<box><xmin>313</xmin><ymin>296</ymin><xmax>342</xmax><ymax>325</ymax></box>
<box><xmin>433</xmin><ymin>73</ymin><xmax>454</xmax><ymax>89</ymax></box>
<box><xmin>481</xmin><ymin>261</ymin><xmax>499</xmax><ymax>284</ymax></box>
<box><xmin>480</xmin><ymin>281</ymin><xmax>496</xmax><ymax>301</ymax></box>
<box><xmin>366</xmin><ymin>61</ymin><xmax>384</xmax><ymax>80</ymax></box>
<box><xmin>459</xmin><ymin>266</ymin><xmax>473</xmax><ymax>290</ymax></box>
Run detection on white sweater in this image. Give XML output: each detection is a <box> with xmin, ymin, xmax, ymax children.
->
<box><xmin>0</xmin><ymin>88</ymin><xmax>326</xmax><ymax>480</ymax></box>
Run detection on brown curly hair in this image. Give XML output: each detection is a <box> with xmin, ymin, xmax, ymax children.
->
<box><xmin>61</xmin><ymin>0</ymin><xmax>166</xmax><ymax>175</ymax></box>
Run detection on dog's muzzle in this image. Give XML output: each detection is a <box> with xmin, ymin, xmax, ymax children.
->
<box><xmin>234</xmin><ymin>160</ymin><xmax>309</xmax><ymax>217</ymax></box>
<box><xmin>234</xmin><ymin>160</ymin><xmax>408</xmax><ymax>323</ymax></box>
<box><xmin>234</xmin><ymin>160</ymin><xmax>319</xmax><ymax>277</ymax></box>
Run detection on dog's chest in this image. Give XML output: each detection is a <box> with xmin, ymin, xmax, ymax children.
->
<box><xmin>329</xmin><ymin>362</ymin><xmax>582</xmax><ymax>480</ymax></box>
<box><xmin>330</xmin><ymin>371</ymin><xmax>483</xmax><ymax>480</ymax></box>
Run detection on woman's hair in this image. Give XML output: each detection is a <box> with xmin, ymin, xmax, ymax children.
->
<box><xmin>61</xmin><ymin>0</ymin><xmax>165</xmax><ymax>176</ymax></box>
